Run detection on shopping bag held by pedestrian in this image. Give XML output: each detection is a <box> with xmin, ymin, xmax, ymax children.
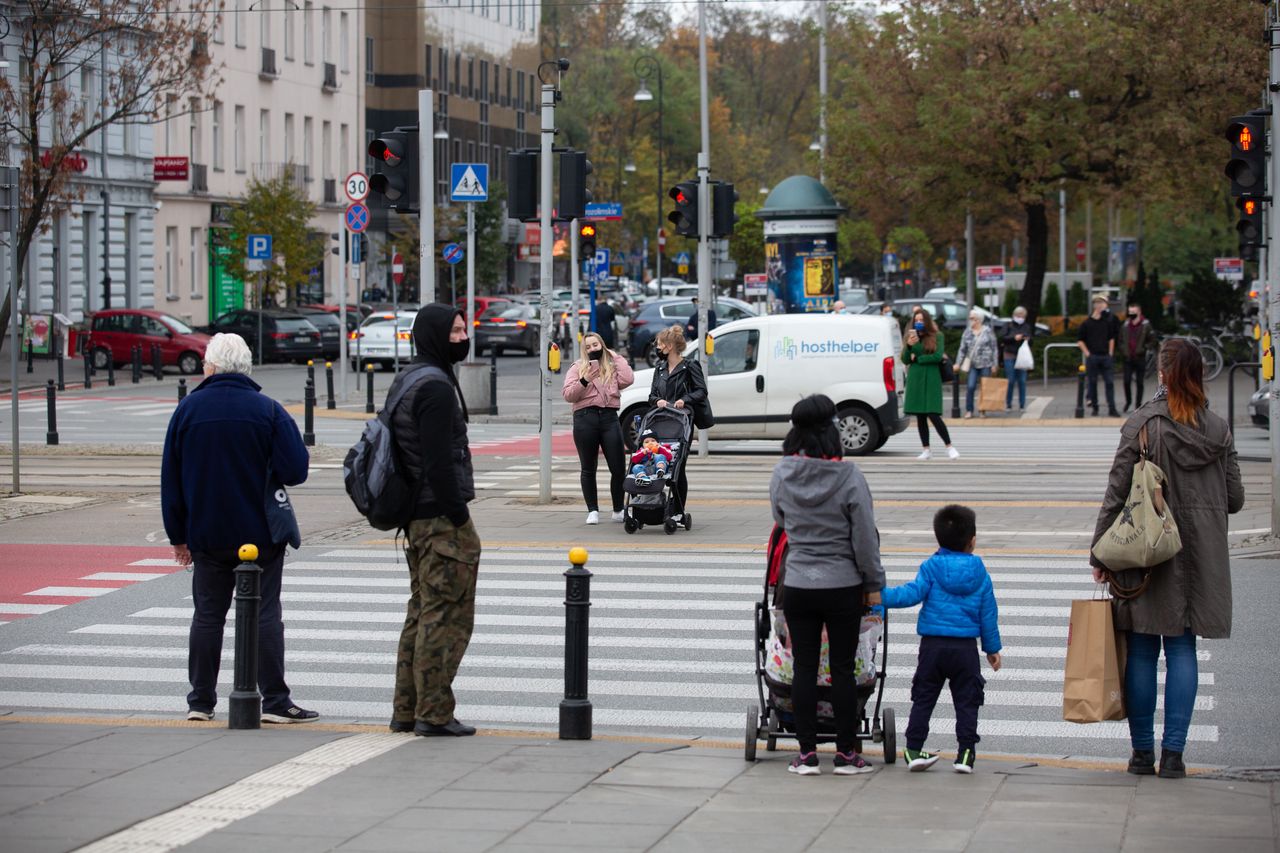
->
<box><xmin>1015</xmin><ymin>339</ymin><xmax>1035</xmax><ymax>371</ymax></box>
<box><xmin>1062</xmin><ymin>597</ymin><xmax>1126</xmax><ymax>723</ymax></box>
<box><xmin>1090</xmin><ymin>425</ymin><xmax>1181</xmax><ymax>597</ymax></box>
<box><xmin>978</xmin><ymin>375</ymin><xmax>1005</xmax><ymax>412</ymax></box>
<box><xmin>264</xmin><ymin>464</ymin><xmax>301</xmax><ymax>549</ymax></box>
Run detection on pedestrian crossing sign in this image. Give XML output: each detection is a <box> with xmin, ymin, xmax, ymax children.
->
<box><xmin>450</xmin><ymin>163</ymin><xmax>489</xmax><ymax>202</ymax></box>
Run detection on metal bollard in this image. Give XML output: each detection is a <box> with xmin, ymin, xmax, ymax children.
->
<box><xmin>306</xmin><ymin>359</ymin><xmax>315</xmax><ymax>387</ymax></box>
<box><xmin>45</xmin><ymin>380</ymin><xmax>59</xmax><ymax>446</ymax></box>
<box><xmin>1075</xmin><ymin>364</ymin><xmax>1086</xmax><ymax>419</ymax></box>
<box><xmin>107</xmin><ymin>356</ymin><xmax>116</xmax><ymax>387</ymax></box>
<box><xmin>178</xmin><ymin>378</ymin><xmax>188</xmax><ymax>402</ymax></box>
<box><xmin>325</xmin><ymin>361</ymin><xmax>336</xmax><ymax>410</ymax></box>
<box><xmin>227</xmin><ymin>543</ymin><xmax>263</xmax><ymax>730</ymax></box>
<box><xmin>488</xmin><ymin>349</ymin><xmax>499</xmax><ymax>416</ymax></box>
<box><xmin>131</xmin><ymin>345</ymin><xmax>143</xmax><ymax>384</ymax></box>
<box><xmin>559</xmin><ymin>547</ymin><xmax>593</xmax><ymax>740</ymax></box>
<box><xmin>303</xmin><ymin>380</ymin><xmax>316</xmax><ymax>446</ymax></box>
<box><xmin>950</xmin><ymin>375</ymin><xmax>961</xmax><ymax>420</ymax></box>
<box><xmin>26</xmin><ymin>338</ymin><xmax>33</xmax><ymax>373</ymax></box>
<box><xmin>365</xmin><ymin>363</ymin><xmax>375</xmax><ymax>414</ymax></box>
<box><xmin>82</xmin><ymin>351</ymin><xmax>92</xmax><ymax>390</ymax></box>
<box><xmin>152</xmin><ymin>344</ymin><xmax>163</xmax><ymax>380</ymax></box>
<box><xmin>56</xmin><ymin>349</ymin><xmax>65</xmax><ymax>392</ymax></box>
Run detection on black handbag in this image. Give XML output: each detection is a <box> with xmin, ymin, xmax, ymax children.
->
<box><xmin>939</xmin><ymin>355</ymin><xmax>956</xmax><ymax>384</ymax></box>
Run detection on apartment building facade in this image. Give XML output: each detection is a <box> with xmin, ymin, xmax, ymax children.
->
<box><xmin>153</xmin><ymin>0</ymin><xmax>363</xmax><ymax>325</ymax></box>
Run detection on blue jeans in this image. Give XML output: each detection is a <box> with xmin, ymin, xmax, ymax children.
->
<box><xmin>965</xmin><ymin>366</ymin><xmax>990</xmax><ymax>414</ymax></box>
<box><xmin>1003</xmin><ymin>357</ymin><xmax>1028</xmax><ymax>409</ymax></box>
<box><xmin>1126</xmin><ymin>629</ymin><xmax>1198</xmax><ymax>753</ymax></box>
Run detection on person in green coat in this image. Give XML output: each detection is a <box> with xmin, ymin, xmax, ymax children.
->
<box><xmin>902</xmin><ymin>307</ymin><xmax>959</xmax><ymax>460</ymax></box>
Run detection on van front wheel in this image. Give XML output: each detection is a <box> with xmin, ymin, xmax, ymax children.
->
<box><xmin>836</xmin><ymin>405</ymin><xmax>880</xmax><ymax>456</ymax></box>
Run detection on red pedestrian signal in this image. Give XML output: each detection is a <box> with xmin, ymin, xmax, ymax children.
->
<box><xmin>1225</xmin><ymin>114</ymin><xmax>1267</xmax><ymax>197</ymax></box>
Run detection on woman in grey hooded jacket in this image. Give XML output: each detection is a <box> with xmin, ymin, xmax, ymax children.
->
<box><xmin>770</xmin><ymin>395</ymin><xmax>886</xmax><ymax>776</ymax></box>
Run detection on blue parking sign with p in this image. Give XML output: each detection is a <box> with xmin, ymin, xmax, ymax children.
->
<box><xmin>248</xmin><ymin>234</ymin><xmax>272</xmax><ymax>259</ymax></box>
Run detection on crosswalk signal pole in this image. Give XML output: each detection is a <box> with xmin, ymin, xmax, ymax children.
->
<box><xmin>538</xmin><ymin>76</ymin><xmax>557</xmax><ymax>504</ymax></box>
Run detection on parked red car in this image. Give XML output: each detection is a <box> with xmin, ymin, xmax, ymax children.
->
<box><xmin>86</xmin><ymin>309</ymin><xmax>211</xmax><ymax>375</ymax></box>
<box><xmin>455</xmin><ymin>296</ymin><xmax>511</xmax><ymax>321</ymax></box>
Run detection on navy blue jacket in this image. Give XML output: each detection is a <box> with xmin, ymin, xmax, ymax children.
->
<box><xmin>161</xmin><ymin>373</ymin><xmax>309</xmax><ymax>552</ymax></box>
<box><xmin>881</xmin><ymin>548</ymin><xmax>1002</xmax><ymax>654</ymax></box>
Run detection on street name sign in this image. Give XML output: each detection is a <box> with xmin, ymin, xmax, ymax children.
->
<box><xmin>584</xmin><ymin>202</ymin><xmax>623</xmax><ymax>221</ymax></box>
<box><xmin>977</xmin><ymin>265</ymin><xmax>1006</xmax><ymax>286</ymax></box>
<box><xmin>1215</xmin><ymin>257</ymin><xmax>1244</xmax><ymax>281</ymax></box>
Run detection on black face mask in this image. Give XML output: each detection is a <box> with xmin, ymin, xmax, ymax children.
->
<box><xmin>448</xmin><ymin>340</ymin><xmax>470</xmax><ymax>363</ymax></box>
<box><xmin>588</xmin><ymin>349</ymin><xmax>603</xmax><ymax>361</ymax></box>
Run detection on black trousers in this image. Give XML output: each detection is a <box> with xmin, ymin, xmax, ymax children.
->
<box><xmin>782</xmin><ymin>584</ymin><xmax>864</xmax><ymax>754</ymax></box>
<box><xmin>916</xmin><ymin>414</ymin><xmax>951</xmax><ymax>447</ymax></box>
<box><xmin>188</xmin><ymin>543</ymin><xmax>292</xmax><ymax>714</ymax></box>
<box><xmin>1123</xmin><ymin>357</ymin><xmax>1145</xmax><ymax>409</ymax></box>
<box><xmin>1086</xmin><ymin>354</ymin><xmax>1117</xmax><ymax>412</ymax></box>
<box><xmin>572</xmin><ymin>406</ymin><xmax>626</xmax><ymax>513</ymax></box>
<box><xmin>905</xmin><ymin>636</ymin><xmax>986</xmax><ymax>752</ymax></box>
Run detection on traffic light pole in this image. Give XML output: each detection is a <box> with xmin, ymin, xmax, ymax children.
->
<box><xmin>570</xmin><ymin>218</ymin><xmax>580</xmax><ymax>364</ymax></box>
<box><xmin>696</xmin><ymin>0</ymin><xmax>712</xmax><ymax>460</ymax></box>
<box><xmin>1268</xmin><ymin>7</ymin><xmax>1280</xmax><ymax>536</ymax></box>
<box><xmin>466</xmin><ymin>202</ymin><xmax>476</xmax><ymax>363</ymax></box>
<box><xmin>418</xmin><ymin>89</ymin><xmax>436</xmax><ymax>304</ymax></box>
<box><xmin>538</xmin><ymin>83</ymin><xmax>556</xmax><ymax>504</ymax></box>
<box><xmin>339</xmin><ymin>229</ymin><xmax>349</xmax><ymax>401</ymax></box>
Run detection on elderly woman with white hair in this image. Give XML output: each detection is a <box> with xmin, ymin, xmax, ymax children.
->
<box><xmin>955</xmin><ymin>310</ymin><xmax>999</xmax><ymax>418</ymax></box>
<box><xmin>161</xmin><ymin>332</ymin><xmax>317</xmax><ymax>724</ymax></box>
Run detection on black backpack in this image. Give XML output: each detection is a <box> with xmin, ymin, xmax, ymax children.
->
<box><xmin>343</xmin><ymin>364</ymin><xmax>443</xmax><ymax>530</ymax></box>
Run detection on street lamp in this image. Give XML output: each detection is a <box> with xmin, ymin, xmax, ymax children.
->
<box><xmin>633</xmin><ymin>54</ymin><xmax>664</xmax><ymax>294</ymax></box>
<box><xmin>624</xmin><ymin>160</ymin><xmax>636</xmax><ymax>173</ymax></box>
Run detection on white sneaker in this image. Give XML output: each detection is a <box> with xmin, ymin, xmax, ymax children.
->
<box><xmin>611</xmin><ymin>511</ymin><xmax>625</xmax><ymax>522</ymax></box>
<box><xmin>947</xmin><ymin>446</ymin><xmax>960</xmax><ymax>460</ymax></box>
<box><xmin>585</xmin><ymin>511</ymin><xmax>599</xmax><ymax>525</ymax></box>
<box><xmin>917</xmin><ymin>449</ymin><xmax>932</xmax><ymax>461</ymax></box>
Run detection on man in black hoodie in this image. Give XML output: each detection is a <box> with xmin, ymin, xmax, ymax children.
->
<box><xmin>388</xmin><ymin>303</ymin><xmax>482</xmax><ymax>737</ymax></box>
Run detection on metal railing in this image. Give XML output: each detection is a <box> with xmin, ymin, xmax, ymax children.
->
<box><xmin>260</xmin><ymin>48</ymin><xmax>278</xmax><ymax>78</ymax></box>
<box><xmin>1043</xmin><ymin>342</ymin><xmax>1085</xmax><ymax>388</ymax></box>
<box><xmin>253</xmin><ymin>162</ymin><xmax>308</xmax><ymax>190</ymax></box>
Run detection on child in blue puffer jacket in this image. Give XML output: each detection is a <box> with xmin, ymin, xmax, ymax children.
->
<box><xmin>881</xmin><ymin>504</ymin><xmax>1002</xmax><ymax>774</ymax></box>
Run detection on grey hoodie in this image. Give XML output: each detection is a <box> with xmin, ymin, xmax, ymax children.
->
<box><xmin>769</xmin><ymin>455</ymin><xmax>885</xmax><ymax>592</ymax></box>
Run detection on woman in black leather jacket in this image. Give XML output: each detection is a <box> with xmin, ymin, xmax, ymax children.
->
<box><xmin>647</xmin><ymin>324</ymin><xmax>708</xmax><ymax>512</ymax></box>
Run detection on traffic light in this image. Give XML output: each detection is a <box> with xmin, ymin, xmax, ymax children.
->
<box><xmin>368</xmin><ymin>128</ymin><xmax>419</xmax><ymax>214</ymax></box>
<box><xmin>558</xmin><ymin>150</ymin><xmax>593</xmax><ymax>221</ymax></box>
<box><xmin>359</xmin><ymin>233</ymin><xmax>370</xmax><ymax>262</ymax></box>
<box><xmin>1239</xmin><ymin>196</ymin><xmax>1264</xmax><ymax>261</ymax></box>
<box><xmin>1225</xmin><ymin>114</ymin><xmax>1267</xmax><ymax>198</ymax></box>
<box><xmin>668</xmin><ymin>180</ymin><xmax>699</xmax><ymax>238</ymax></box>
<box><xmin>508</xmin><ymin>149</ymin><xmax>538</xmax><ymax>222</ymax></box>
<box><xmin>329</xmin><ymin>232</ymin><xmax>340</xmax><ymax>256</ymax></box>
<box><xmin>578</xmin><ymin>222</ymin><xmax>597</xmax><ymax>259</ymax></box>
<box><xmin>712</xmin><ymin>181</ymin><xmax>739</xmax><ymax>238</ymax></box>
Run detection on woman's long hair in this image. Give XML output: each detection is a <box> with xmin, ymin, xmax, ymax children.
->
<box><xmin>782</xmin><ymin>394</ymin><xmax>844</xmax><ymax>459</ymax></box>
<box><xmin>913</xmin><ymin>308</ymin><xmax>939</xmax><ymax>354</ymax></box>
<box><xmin>575</xmin><ymin>332</ymin><xmax>616</xmax><ymax>385</ymax></box>
<box><xmin>1158</xmin><ymin>338</ymin><xmax>1205</xmax><ymax>426</ymax></box>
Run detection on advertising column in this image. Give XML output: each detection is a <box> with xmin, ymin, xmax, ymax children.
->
<box><xmin>764</xmin><ymin>218</ymin><xmax>839</xmax><ymax>313</ymax></box>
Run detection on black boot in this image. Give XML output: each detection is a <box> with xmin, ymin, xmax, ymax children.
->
<box><xmin>1158</xmin><ymin>750</ymin><xmax>1186</xmax><ymax>779</ymax></box>
<box><xmin>414</xmin><ymin>718</ymin><xmax>477</xmax><ymax>737</ymax></box>
<box><xmin>388</xmin><ymin>719</ymin><xmax>415</xmax><ymax>733</ymax></box>
<box><xmin>1127</xmin><ymin>749</ymin><xmax>1155</xmax><ymax>776</ymax></box>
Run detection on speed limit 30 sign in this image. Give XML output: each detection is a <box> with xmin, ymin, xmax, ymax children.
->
<box><xmin>344</xmin><ymin>172</ymin><xmax>369</xmax><ymax>203</ymax></box>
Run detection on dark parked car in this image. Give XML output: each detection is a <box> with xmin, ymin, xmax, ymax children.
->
<box><xmin>475</xmin><ymin>303</ymin><xmax>541</xmax><ymax>356</ymax></box>
<box><xmin>628</xmin><ymin>297</ymin><xmax>758</xmax><ymax>367</ymax></box>
<box><xmin>201</xmin><ymin>309</ymin><xmax>323</xmax><ymax>363</ymax></box>
<box><xmin>295</xmin><ymin>308</ymin><xmax>344</xmax><ymax>359</ymax></box>
<box><xmin>86</xmin><ymin>309</ymin><xmax>210</xmax><ymax>374</ymax></box>
<box><xmin>861</xmin><ymin>299</ymin><xmax>1051</xmax><ymax>338</ymax></box>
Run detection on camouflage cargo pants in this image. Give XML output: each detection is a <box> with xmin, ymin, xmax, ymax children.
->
<box><xmin>392</xmin><ymin>516</ymin><xmax>481</xmax><ymax>725</ymax></box>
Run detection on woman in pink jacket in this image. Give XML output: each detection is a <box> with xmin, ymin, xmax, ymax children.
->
<box><xmin>562</xmin><ymin>332</ymin><xmax>634</xmax><ymax>524</ymax></box>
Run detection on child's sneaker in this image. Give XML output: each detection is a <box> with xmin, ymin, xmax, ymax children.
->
<box><xmin>833</xmin><ymin>751</ymin><xmax>875</xmax><ymax>775</ymax></box>
<box><xmin>953</xmin><ymin>748</ymin><xmax>976</xmax><ymax>774</ymax></box>
<box><xmin>787</xmin><ymin>751</ymin><xmax>820</xmax><ymax>776</ymax></box>
<box><xmin>904</xmin><ymin>747</ymin><xmax>940</xmax><ymax>771</ymax></box>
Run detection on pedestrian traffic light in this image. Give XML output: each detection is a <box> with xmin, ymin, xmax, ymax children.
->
<box><xmin>368</xmin><ymin>128</ymin><xmax>420</xmax><ymax>214</ymax></box>
<box><xmin>668</xmin><ymin>180</ymin><xmax>699</xmax><ymax>238</ymax></box>
<box><xmin>358</xmin><ymin>233</ymin><xmax>370</xmax><ymax>262</ymax></box>
<box><xmin>329</xmin><ymin>232</ymin><xmax>340</xmax><ymax>256</ymax></box>
<box><xmin>1225</xmin><ymin>114</ymin><xmax>1267</xmax><ymax>198</ymax></box>
<box><xmin>508</xmin><ymin>149</ymin><xmax>538</xmax><ymax>222</ymax></box>
<box><xmin>711</xmin><ymin>181</ymin><xmax>739</xmax><ymax>239</ymax></box>
<box><xmin>578</xmin><ymin>222</ymin><xmax>597</xmax><ymax>259</ymax></box>
<box><xmin>559</xmin><ymin>150</ymin><xmax>593</xmax><ymax>221</ymax></box>
<box><xmin>1238</xmin><ymin>196</ymin><xmax>1264</xmax><ymax>260</ymax></box>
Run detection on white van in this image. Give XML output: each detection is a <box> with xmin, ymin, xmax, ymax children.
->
<box><xmin>618</xmin><ymin>313</ymin><xmax>909</xmax><ymax>455</ymax></box>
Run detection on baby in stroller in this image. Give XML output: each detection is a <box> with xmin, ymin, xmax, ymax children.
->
<box><xmin>629</xmin><ymin>431</ymin><xmax>673</xmax><ymax>484</ymax></box>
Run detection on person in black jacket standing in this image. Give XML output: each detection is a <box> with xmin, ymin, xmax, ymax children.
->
<box><xmin>388</xmin><ymin>303</ymin><xmax>482</xmax><ymax>737</ymax></box>
<box><xmin>648</xmin><ymin>324</ymin><xmax>708</xmax><ymax>513</ymax></box>
<box><xmin>1077</xmin><ymin>295</ymin><xmax>1121</xmax><ymax>417</ymax></box>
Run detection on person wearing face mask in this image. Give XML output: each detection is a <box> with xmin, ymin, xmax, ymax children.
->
<box><xmin>902</xmin><ymin>308</ymin><xmax>959</xmax><ymax>460</ymax></box>
<box><xmin>1000</xmin><ymin>307</ymin><xmax>1034</xmax><ymax>412</ymax></box>
<box><xmin>387</xmin><ymin>304</ymin><xmax>482</xmax><ymax>738</ymax></box>
<box><xmin>562</xmin><ymin>331</ymin><xmax>635</xmax><ymax>525</ymax></box>
<box><xmin>649</xmin><ymin>324</ymin><xmax>710</xmax><ymax>510</ymax></box>
<box><xmin>1119</xmin><ymin>302</ymin><xmax>1155</xmax><ymax>412</ymax></box>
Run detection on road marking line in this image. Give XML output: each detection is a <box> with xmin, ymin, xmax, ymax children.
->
<box><xmin>24</xmin><ymin>586</ymin><xmax>118</xmax><ymax>597</ymax></box>
<box><xmin>80</xmin><ymin>572</ymin><xmax>168</xmax><ymax>582</ymax></box>
<box><xmin>73</xmin><ymin>732</ymin><xmax>409</xmax><ymax>853</ymax></box>
<box><xmin>129</xmin><ymin>559</ymin><xmax>183</xmax><ymax>567</ymax></box>
<box><xmin>0</xmin><ymin>603</ymin><xmax>65</xmax><ymax>614</ymax></box>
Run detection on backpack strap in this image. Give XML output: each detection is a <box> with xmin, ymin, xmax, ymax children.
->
<box><xmin>381</xmin><ymin>364</ymin><xmax>447</xmax><ymax>421</ymax></box>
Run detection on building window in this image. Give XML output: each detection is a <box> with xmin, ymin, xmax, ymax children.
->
<box><xmin>79</xmin><ymin>66</ymin><xmax>97</xmax><ymax>150</ymax></box>
<box><xmin>322</xmin><ymin>120</ymin><xmax>332</xmax><ymax>178</ymax></box>
<box><xmin>453</xmin><ymin>53</ymin><xmax>460</xmax><ymax>95</ymax></box>
<box><xmin>303</xmin><ymin>116</ymin><xmax>313</xmax><ymax>188</ymax></box>
<box><xmin>367</xmin><ymin>37</ymin><xmax>376</xmax><ymax>85</ymax></box>
<box><xmin>259</xmin><ymin>2</ymin><xmax>270</xmax><ymax>50</ymax></box>
<box><xmin>190</xmin><ymin>228</ymin><xmax>202</xmax><ymax>297</ymax></box>
<box><xmin>467</xmin><ymin>58</ymin><xmax>474</xmax><ymax>99</ymax></box>
<box><xmin>479</xmin><ymin>60</ymin><xmax>488</xmax><ymax>102</ymax></box>
<box><xmin>284</xmin><ymin>2</ymin><xmax>295</xmax><ymax>59</ymax></box>
<box><xmin>505</xmin><ymin>67</ymin><xmax>511</xmax><ymax>108</ymax></box>
<box><xmin>212</xmin><ymin>102</ymin><xmax>224</xmax><ymax>171</ymax></box>
<box><xmin>234</xmin><ymin>105</ymin><xmax>246</xmax><ymax>172</ymax></box>
<box><xmin>124</xmin><ymin>213</ymin><xmax>137</xmax><ymax>306</ymax></box>
<box><xmin>284</xmin><ymin>113</ymin><xmax>295</xmax><ymax>165</ymax></box>
<box><xmin>165</xmin><ymin>227</ymin><xmax>177</xmax><ymax>298</ymax></box>
<box><xmin>321</xmin><ymin>7</ymin><xmax>331</xmax><ymax>64</ymax></box>
<box><xmin>233</xmin><ymin>0</ymin><xmax>245</xmax><ymax>47</ymax></box>
<box><xmin>516</xmin><ymin>70</ymin><xmax>524</xmax><ymax>111</ymax></box>
<box><xmin>189</xmin><ymin>99</ymin><xmax>202</xmax><ymax>162</ymax></box>
<box><xmin>439</xmin><ymin>48</ymin><xmax>448</xmax><ymax>93</ymax></box>
<box><xmin>82</xmin><ymin>211</ymin><xmax>98</xmax><ymax>311</ymax></box>
<box><xmin>303</xmin><ymin>1</ymin><xmax>313</xmax><ymax>64</ymax></box>
<box><xmin>492</xmin><ymin>63</ymin><xmax>499</xmax><ymax>104</ymax></box>
<box><xmin>259</xmin><ymin>109</ymin><xmax>270</xmax><ymax>166</ymax></box>
<box><xmin>339</xmin><ymin>123</ymin><xmax>348</xmax><ymax>176</ymax></box>
<box><xmin>339</xmin><ymin>12</ymin><xmax>349</xmax><ymax>73</ymax></box>
<box><xmin>518</xmin><ymin>0</ymin><xmax>525</xmax><ymax>31</ymax></box>
<box><xmin>212</xmin><ymin>6</ymin><xmax>224</xmax><ymax>43</ymax></box>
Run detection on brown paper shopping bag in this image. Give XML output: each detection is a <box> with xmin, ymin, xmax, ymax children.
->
<box><xmin>978</xmin><ymin>376</ymin><xmax>1006</xmax><ymax>413</ymax></box>
<box><xmin>1062</xmin><ymin>599</ymin><xmax>1127</xmax><ymax>723</ymax></box>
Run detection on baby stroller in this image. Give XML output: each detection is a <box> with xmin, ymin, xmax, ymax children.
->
<box><xmin>622</xmin><ymin>405</ymin><xmax>693</xmax><ymax>535</ymax></box>
<box><xmin>745</xmin><ymin>526</ymin><xmax>897</xmax><ymax>762</ymax></box>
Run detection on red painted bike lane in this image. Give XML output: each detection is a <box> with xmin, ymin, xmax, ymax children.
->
<box><xmin>0</xmin><ymin>545</ymin><xmax>182</xmax><ymax>623</ymax></box>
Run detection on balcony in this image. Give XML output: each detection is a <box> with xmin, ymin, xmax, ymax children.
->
<box><xmin>322</xmin><ymin>62</ymin><xmax>338</xmax><ymax>92</ymax></box>
<box><xmin>191</xmin><ymin>162</ymin><xmax>208</xmax><ymax>193</ymax></box>
<box><xmin>323</xmin><ymin>178</ymin><xmax>337</xmax><ymax>204</ymax></box>
<box><xmin>260</xmin><ymin>48</ymin><xmax>279</xmax><ymax>80</ymax></box>
<box><xmin>253</xmin><ymin>162</ymin><xmax>308</xmax><ymax>191</ymax></box>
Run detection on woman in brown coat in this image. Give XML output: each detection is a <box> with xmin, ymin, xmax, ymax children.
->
<box><xmin>1091</xmin><ymin>339</ymin><xmax>1244</xmax><ymax>779</ymax></box>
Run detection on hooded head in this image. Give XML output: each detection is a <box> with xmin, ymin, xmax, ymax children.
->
<box><xmin>412</xmin><ymin>303</ymin><xmax>468</xmax><ymax>367</ymax></box>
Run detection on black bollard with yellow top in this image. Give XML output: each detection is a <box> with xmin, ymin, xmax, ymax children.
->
<box><xmin>228</xmin><ymin>543</ymin><xmax>263</xmax><ymax>730</ymax></box>
<box><xmin>559</xmin><ymin>547</ymin><xmax>592</xmax><ymax>740</ymax></box>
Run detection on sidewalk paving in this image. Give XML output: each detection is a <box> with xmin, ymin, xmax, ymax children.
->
<box><xmin>0</xmin><ymin>719</ymin><xmax>1275</xmax><ymax>853</ymax></box>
